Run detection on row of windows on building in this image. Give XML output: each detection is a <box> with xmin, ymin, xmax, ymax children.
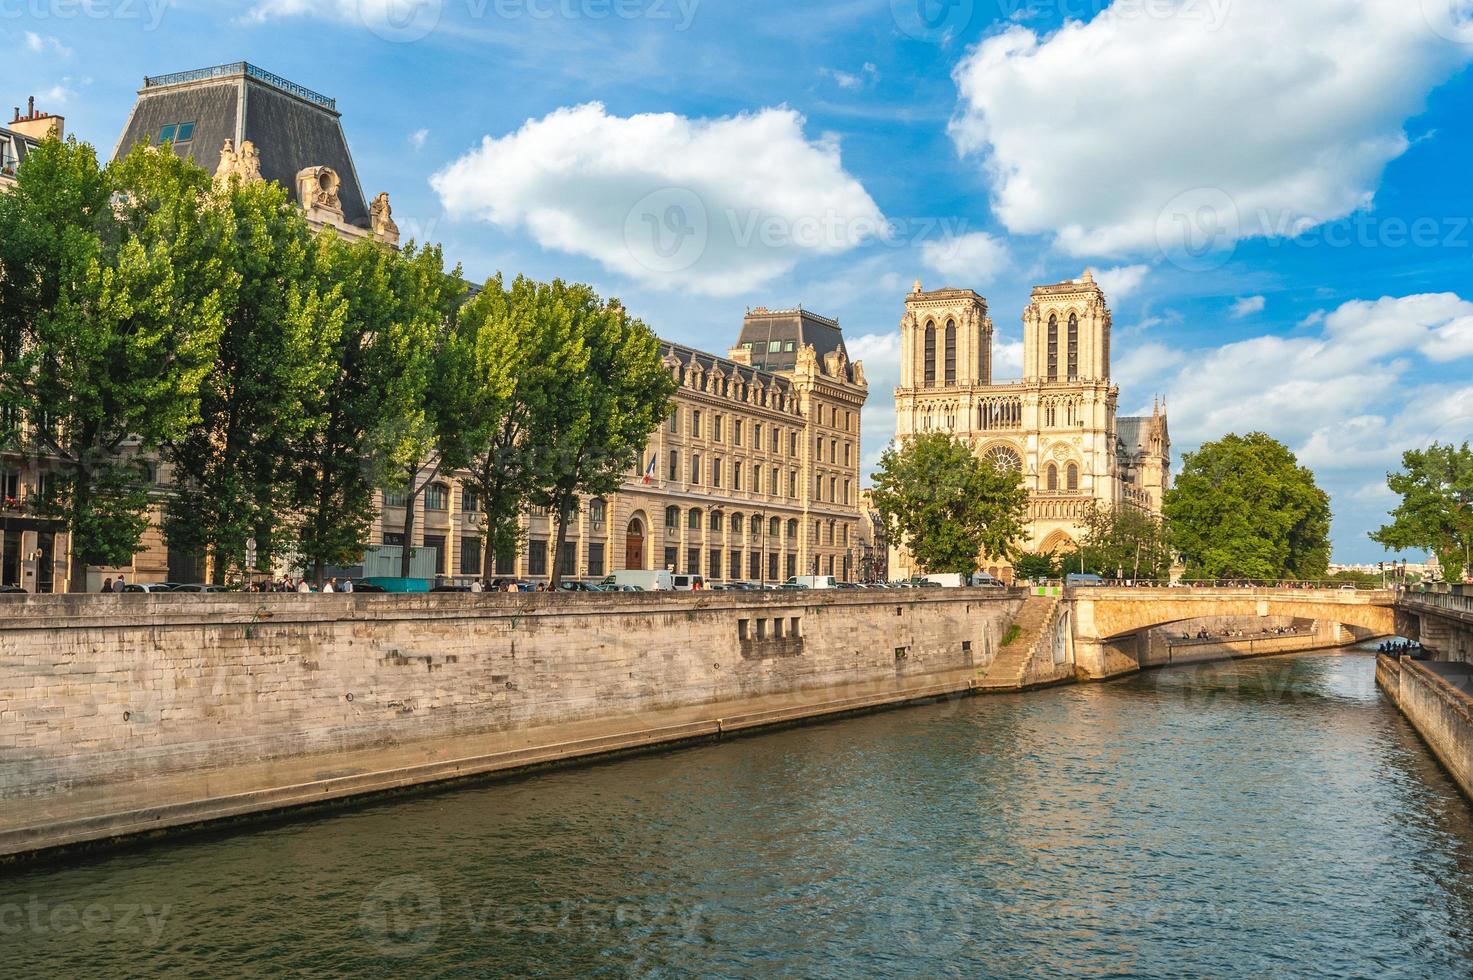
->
<box><xmin>382</xmin><ymin>485</ymin><xmax>612</xmax><ymax>525</ymax></box>
<box><xmin>661</xmin><ymin>507</ymin><xmax>853</xmax><ymax>546</ymax></box>
<box><xmin>676</xmin><ymin>366</ymin><xmax>794</xmax><ymax>413</ymax></box>
<box><xmin>667</xmin><ymin>452</ymin><xmax>852</xmax><ymax>504</ymax></box>
<box><xmin>670</xmin><ymin>406</ymin><xmax>857</xmax><ymax>446</ymax></box>
<box><xmin>380</xmin><ymin>533</ymin><xmax>852</xmax><ymax>582</ymax></box>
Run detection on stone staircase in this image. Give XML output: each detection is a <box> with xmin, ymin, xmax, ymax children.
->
<box><xmin>978</xmin><ymin>594</ymin><xmax>1061</xmax><ymax>690</ymax></box>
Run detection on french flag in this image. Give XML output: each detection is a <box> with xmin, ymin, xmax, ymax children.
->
<box><xmin>643</xmin><ymin>454</ymin><xmax>658</xmax><ymax>485</ymax></box>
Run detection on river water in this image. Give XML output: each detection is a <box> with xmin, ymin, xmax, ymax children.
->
<box><xmin>4</xmin><ymin>649</ymin><xmax>1473</xmax><ymax>978</ymax></box>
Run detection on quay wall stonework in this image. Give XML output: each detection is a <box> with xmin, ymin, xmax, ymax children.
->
<box><xmin>1377</xmin><ymin>655</ymin><xmax>1473</xmax><ymax>802</ymax></box>
<box><xmin>0</xmin><ymin>591</ymin><xmax>1024</xmax><ymax>800</ymax></box>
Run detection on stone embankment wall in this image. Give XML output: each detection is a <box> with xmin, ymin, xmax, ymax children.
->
<box><xmin>0</xmin><ymin>591</ymin><xmax>1024</xmax><ymax>801</ymax></box>
<box><xmin>1377</xmin><ymin>655</ymin><xmax>1473</xmax><ymax>801</ymax></box>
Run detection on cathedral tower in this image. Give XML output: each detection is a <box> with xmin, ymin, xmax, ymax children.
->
<box><xmin>899</xmin><ymin>281</ymin><xmax>993</xmax><ymax>390</ymax></box>
<box><xmin>1022</xmin><ymin>269</ymin><xmax>1112</xmax><ymax>384</ymax></box>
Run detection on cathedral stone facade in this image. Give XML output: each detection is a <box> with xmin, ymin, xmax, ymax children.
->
<box><xmin>891</xmin><ymin>271</ymin><xmax>1170</xmax><ymax>580</ymax></box>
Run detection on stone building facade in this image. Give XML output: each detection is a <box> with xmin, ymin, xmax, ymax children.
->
<box><xmin>892</xmin><ymin>271</ymin><xmax>1170</xmax><ymax>580</ymax></box>
<box><xmin>375</xmin><ymin>308</ymin><xmax>869</xmax><ymax>585</ymax></box>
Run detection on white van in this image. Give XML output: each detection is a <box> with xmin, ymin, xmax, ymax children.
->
<box><xmin>601</xmin><ymin>570</ymin><xmax>674</xmax><ymax>592</ymax></box>
<box><xmin>786</xmin><ymin>575</ymin><xmax>838</xmax><ymax>590</ymax></box>
<box><xmin>672</xmin><ymin>574</ymin><xmax>705</xmax><ymax>592</ymax></box>
<box><xmin>925</xmin><ymin>573</ymin><xmax>1008</xmax><ymax>589</ymax></box>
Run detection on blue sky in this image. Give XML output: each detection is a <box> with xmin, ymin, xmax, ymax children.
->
<box><xmin>10</xmin><ymin>0</ymin><xmax>1473</xmax><ymax>563</ymax></box>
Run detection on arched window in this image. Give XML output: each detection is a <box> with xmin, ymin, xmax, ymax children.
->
<box><xmin>709</xmin><ymin>511</ymin><xmax>723</xmax><ymax>532</ymax></box>
<box><xmin>944</xmin><ymin>320</ymin><xmax>957</xmax><ymax>385</ymax></box>
<box><xmin>769</xmin><ymin>517</ymin><xmax>781</xmax><ymax>538</ymax></box>
<box><xmin>665</xmin><ymin>506</ymin><xmax>680</xmax><ymax>528</ymax></box>
<box><xmin>1046</xmin><ymin>463</ymin><xmax>1059</xmax><ymax>491</ymax></box>
<box><xmin>787</xmin><ymin>519</ymin><xmax>799</xmax><ymax>538</ymax></box>
<box><xmin>589</xmin><ymin>498</ymin><xmax>606</xmax><ymax>523</ymax></box>
<box><xmin>688</xmin><ymin>508</ymin><xmax>703</xmax><ymax>530</ymax></box>
<box><xmin>1067</xmin><ymin>463</ymin><xmax>1080</xmax><ymax>492</ymax></box>
<box><xmin>923</xmin><ymin>322</ymin><xmax>937</xmax><ymax>387</ymax></box>
<box><xmin>424</xmin><ymin>483</ymin><xmax>450</xmax><ymax>510</ymax></box>
<box><xmin>1047</xmin><ymin>315</ymin><xmax>1059</xmax><ymax>381</ymax></box>
<box><xmin>1068</xmin><ymin>313</ymin><xmax>1079</xmax><ymax>379</ymax></box>
<box><xmin>731</xmin><ymin>513</ymin><xmax>744</xmax><ymax>534</ymax></box>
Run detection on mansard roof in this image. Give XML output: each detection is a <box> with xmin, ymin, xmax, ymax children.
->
<box><xmin>112</xmin><ymin>62</ymin><xmax>370</xmax><ymax>229</ymax></box>
<box><xmin>737</xmin><ymin>306</ymin><xmax>847</xmax><ymax>374</ymax></box>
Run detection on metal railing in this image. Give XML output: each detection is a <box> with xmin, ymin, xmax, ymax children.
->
<box><xmin>144</xmin><ymin>63</ymin><xmax>336</xmax><ymax>111</ymax></box>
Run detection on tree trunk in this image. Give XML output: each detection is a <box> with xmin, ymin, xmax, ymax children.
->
<box><xmin>66</xmin><ymin>469</ymin><xmax>90</xmax><ymax>594</ymax></box>
<box><xmin>550</xmin><ymin>491</ymin><xmax>574</xmax><ymax>589</ymax></box>
<box><xmin>399</xmin><ymin>465</ymin><xmax>419</xmax><ymax>580</ymax></box>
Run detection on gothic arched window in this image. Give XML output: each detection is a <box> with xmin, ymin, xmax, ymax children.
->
<box><xmin>923</xmin><ymin>322</ymin><xmax>937</xmax><ymax>387</ymax></box>
<box><xmin>1066</xmin><ymin>463</ymin><xmax>1080</xmax><ymax>492</ymax></box>
<box><xmin>1046</xmin><ymin>463</ymin><xmax>1059</xmax><ymax>491</ymax></box>
<box><xmin>1047</xmin><ymin>315</ymin><xmax>1059</xmax><ymax>381</ymax></box>
<box><xmin>944</xmin><ymin>320</ymin><xmax>957</xmax><ymax>385</ymax></box>
<box><xmin>1068</xmin><ymin>314</ymin><xmax>1080</xmax><ymax>379</ymax></box>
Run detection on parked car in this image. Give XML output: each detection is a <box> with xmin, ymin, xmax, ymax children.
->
<box><xmin>122</xmin><ymin>583</ymin><xmax>174</xmax><ymax>593</ymax></box>
<box><xmin>835</xmin><ymin>581</ymin><xmax>862</xmax><ymax>590</ymax></box>
<box><xmin>672</xmin><ymin>574</ymin><xmax>706</xmax><ymax>592</ymax></box>
<box><xmin>171</xmin><ymin>584</ymin><xmax>230</xmax><ymax>593</ymax></box>
<box><xmin>350</xmin><ymin>581</ymin><xmax>388</xmax><ymax>594</ymax></box>
<box><xmin>558</xmin><ymin>581</ymin><xmax>605</xmax><ymax>592</ymax></box>
<box><xmin>431</xmin><ymin>585</ymin><xmax>472</xmax><ymax>593</ymax></box>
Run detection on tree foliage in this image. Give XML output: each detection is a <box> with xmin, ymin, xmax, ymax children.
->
<box><xmin>162</xmin><ymin>174</ymin><xmax>338</xmax><ymax>581</ymax></box>
<box><xmin>534</xmin><ymin>288</ymin><xmax>675</xmax><ymax>585</ymax></box>
<box><xmin>1163</xmin><ymin>432</ymin><xmax>1331</xmax><ymax>581</ymax></box>
<box><xmin>1371</xmin><ymin>441</ymin><xmax>1473</xmax><ymax>582</ymax></box>
<box><xmin>870</xmin><ymin>433</ymin><xmax>1029</xmax><ymax>577</ymax></box>
<box><xmin>0</xmin><ymin>138</ymin><xmax>230</xmax><ymax>589</ymax></box>
<box><xmin>1061</xmin><ymin>504</ymin><xmax>1174</xmax><ymax>582</ymax></box>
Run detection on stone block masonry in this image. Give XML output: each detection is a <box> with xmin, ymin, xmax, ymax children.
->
<box><xmin>0</xmin><ymin>591</ymin><xmax>1024</xmax><ymax>826</ymax></box>
<box><xmin>1377</xmin><ymin>655</ymin><xmax>1473</xmax><ymax>802</ymax></box>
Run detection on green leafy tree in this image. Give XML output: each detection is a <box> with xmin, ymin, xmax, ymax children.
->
<box><xmin>1069</xmin><ymin>504</ymin><xmax>1174</xmax><ymax>582</ymax></box>
<box><xmin>0</xmin><ymin>139</ymin><xmax>230</xmax><ymax>590</ymax></box>
<box><xmin>458</xmin><ymin>275</ymin><xmax>583</xmax><ymax>580</ymax></box>
<box><xmin>288</xmin><ymin>233</ymin><xmax>432</xmax><ymax>583</ymax></box>
<box><xmin>162</xmin><ymin>174</ymin><xmax>338</xmax><ymax>583</ymax></box>
<box><xmin>1371</xmin><ymin>442</ymin><xmax>1473</xmax><ymax>582</ymax></box>
<box><xmin>1013</xmin><ymin>551</ymin><xmax>1060</xmax><ymax>582</ymax></box>
<box><xmin>366</xmin><ymin>245</ymin><xmax>470</xmax><ymax>579</ymax></box>
<box><xmin>1164</xmin><ymin>432</ymin><xmax>1331</xmax><ymax>581</ymax></box>
<box><xmin>871</xmin><ymin>433</ymin><xmax>1029</xmax><ymax>578</ymax></box>
<box><xmin>532</xmin><ymin>289</ymin><xmax>675</xmax><ymax>586</ymax></box>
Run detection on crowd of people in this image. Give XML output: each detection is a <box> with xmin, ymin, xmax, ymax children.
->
<box><xmin>1177</xmin><ymin>625</ymin><xmax>1302</xmax><ymax>641</ymax></box>
<box><xmin>1378</xmin><ymin>640</ymin><xmax>1424</xmax><ymax>656</ymax></box>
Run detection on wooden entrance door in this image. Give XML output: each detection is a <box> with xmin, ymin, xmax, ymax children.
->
<box><xmin>625</xmin><ymin>519</ymin><xmax>645</xmax><ymax>570</ymax></box>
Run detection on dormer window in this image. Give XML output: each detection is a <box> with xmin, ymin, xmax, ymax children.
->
<box><xmin>158</xmin><ymin>122</ymin><xmax>195</xmax><ymax>145</ymax></box>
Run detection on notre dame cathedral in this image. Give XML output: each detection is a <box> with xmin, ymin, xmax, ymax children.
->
<box><xmin>891</xmin><ymin>271</ymin><xmax>1171</xmax><ymax>580</ymax></box>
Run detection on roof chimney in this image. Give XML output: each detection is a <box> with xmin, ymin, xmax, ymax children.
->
<box><xmin>8</xmin><ymin>97</ymin><xmax>64</xmax><ymax>141</ymax></box>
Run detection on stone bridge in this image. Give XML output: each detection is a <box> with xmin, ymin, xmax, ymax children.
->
<box><xmin>1067</xmin><ymin>587</ymin><xmax>1398</xmax><ymax>680</ymax></box>
<box><xmin>1395</xmin><ymin>591</ymin><xmax>1473</xmax><ymax>663</ymax></box>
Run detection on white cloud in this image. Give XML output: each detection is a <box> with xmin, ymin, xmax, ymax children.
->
<box><xmin>1119</xmin><ymin>294</ymin><xmax>1473</xmax><ymax>470</ymax></box>
<box><xmin>994</xmin><ymin>338</ymin><xmax>1024</xmax><ymax>379</ymax></box>
<box><xmin>1231</xmin><ymin>295</ymin><xmax>1267</xmax><ymax>318</ymax></box>
<box><xmin>24</xmin><ymin>32</ymin><xmax>72</xmax><ymax>56</ymax></box>
<box><xmin>410</xmin><ymin>128</ymin><xmax>429</xmax><ymax>151</ymax></box>
<box><xmin>1096</xmin><ymin>264</ymin><xmax>1149</xmax><ymax>303</ymax></box>
<box><xmin>949</xmin><ymin>0</ymin><xmax>1473</xmax><ymax>257</ymax></box>
<box><xmin>920</xmin><ymin>231</ymin><xmax>1009</xmax><ymax>284</ymax></box>
<box><xmin>431</xmin><ymin>103</ymin><xmax>882</xmax><ymax>296</ymax></box>
<box><xmin>820</xmin><ymin>63</ymin><xmax>879</xmax><ymax>91</ymax></box>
